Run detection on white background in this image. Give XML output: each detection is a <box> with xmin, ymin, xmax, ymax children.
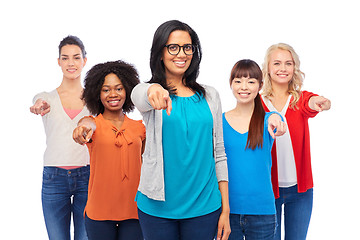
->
<box><xmin>1</xmin><ymin>0</ymin><xmax>358</xmax><ymax>239</ymax></box>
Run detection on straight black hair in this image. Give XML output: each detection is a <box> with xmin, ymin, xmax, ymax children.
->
<box><xmin>148</xmin><ymin>20</ymin><xmax>205</xmax><ymax>96</ymax></box>
<box><xmin>58</xmin><ymin>35</ymin><xmax>87</xmax><ymax>58</ymax></box>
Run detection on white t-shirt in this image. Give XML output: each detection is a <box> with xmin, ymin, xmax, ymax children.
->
<box><xmin>33</xmin><ymin>90</ymin><xmax>90</xmax><ymax>166</ymax></box>
<box><xmin>262</xmin><ymin>95</ymin><xmax>297</xmax><ymax>188</ymax></box>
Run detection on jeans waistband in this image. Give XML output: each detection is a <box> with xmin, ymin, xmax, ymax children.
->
<box><xmin>43</xmin><ymin>165</ymin><xmax>90</xmax><ymax>177</ymax></box>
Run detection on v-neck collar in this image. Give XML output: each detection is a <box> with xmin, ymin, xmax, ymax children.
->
<box><xmin>54</xmin><ymin>89</ymin><xmax>86</xmax><ymax>121</ymax></box>
<box><xmin>263</xmin><ymin>94</ymin><xmax>292</xmax><ymax>115</ymax></box>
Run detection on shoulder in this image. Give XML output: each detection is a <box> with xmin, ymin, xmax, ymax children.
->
<box><xmin>201</xmin><ymin>84</ymin><xmax>220</xmax><ymax>101</ymax></box>
<box><xmin>201</xmin><ymin>84</ymin><xmax>218</xmax><ymax>95</ymax></box>
<box><xmin>33</xmin><ymin>90</ymin><xmax>56</xmax><ymax>103</ymax></box>
<box><xmin>125</xmin><ymin>116</ymin><xmax>145</xmax><ymax>128</ymax></box>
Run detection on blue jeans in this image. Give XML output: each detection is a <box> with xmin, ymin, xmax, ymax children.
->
<box><xmin>138</xmin><ymin>208</ymin><xmax>221</xmax><ymax>240</ymax></box>
<box><xmin>229</xmin><ymin>214</ymin><xmax>277</xmax><ymax>240</ymax></box>
<box><xmin>275</xmin><ymin>185</ymin><xmax>313</xmax><ymax>240</ymax></box>
<box><xmin>85</xmin><ymin>214</ymin><xmax>143</xmax><ymax>240</ymax></box>
<box><xmin>42</xmin><ymin>166</ymin><xmax>90</xmax><ymax>240</ymax></box>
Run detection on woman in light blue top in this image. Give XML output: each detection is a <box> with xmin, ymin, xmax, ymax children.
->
<box><xmin>223</xmin><ymin>60</ymin><xmax>286</xmax><ymax>240</ymax></box>
<box><xmin>131</xmin><ymin>20</ymin><xmax>230</xmax><ymax>240</ymax></box>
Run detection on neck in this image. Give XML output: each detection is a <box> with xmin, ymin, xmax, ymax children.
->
<box><xmin>58</xmin><ymin>77</ymin><xmax>83</xmax><ymax>92</ymax></box>
<box><xmin>233</xmin><ymin>101</ymin><xmax>255</xmax><ymax>117</ymax></box>
<box><xmin>271</xmin><ymin>81</ymin><xmax>289</xmax><ymax>98</ymax></box>
<box><xmin>166</xmin><ymin>76</ymin><xmax>195</xmax><ymax>97</ymax></box>
<box><xmin>102</xmin><ymin>110</ymin><xmax>124</xmax><ymax>121</ymax></box>
<box><xmin>166</xmin><ymin>75</ymin><xmax>184</xmax><ymax>89</ymax></box>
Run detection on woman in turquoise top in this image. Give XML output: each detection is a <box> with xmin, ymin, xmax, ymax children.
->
<box><xmin>223</xmin><ymin>60</ymin><xmax>286</xmax><ymax>240</ymax></box>
<box><xmin>131</xmin><ymin>20</ymin><xmax>230</xmax><ymax>240</ymax></box>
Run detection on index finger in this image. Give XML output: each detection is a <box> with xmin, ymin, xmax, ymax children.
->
<box><xmin>165</xmin><ymin>96</ymin><xmax>172</xmax><ymax>115</ymax></box>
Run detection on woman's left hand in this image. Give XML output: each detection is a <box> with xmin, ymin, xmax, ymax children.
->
<box><xmin>217</xmin><ymin>211</ymin><xmax>231</xmax><ymax>240</ymax></box>
<box><xmin>309</xmin><ymin>96</ymin><xmax>331</xmax><ymax>112</ymax></box>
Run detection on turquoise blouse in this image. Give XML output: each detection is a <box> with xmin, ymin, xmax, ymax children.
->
<box><xmin>136</xmin><ymin>93</ymin><xmax>221</xmax><ymax>219</ymax></box>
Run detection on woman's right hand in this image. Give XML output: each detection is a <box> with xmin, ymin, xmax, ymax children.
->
<box><xmin>30</xmin><ymin>99</ymin><xmax>50</xmax><ymax>116</ymax></box>
<box><xmin>73</xmin><ymin>124</ymin><xmax>94</xmax><ymax>145</ymax></box>
<box><xmin>147</xmin><ymin>84</ymin><xmax>172</xmax><ymax>115</ymax></box>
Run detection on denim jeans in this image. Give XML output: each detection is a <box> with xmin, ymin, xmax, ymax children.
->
<box><xmin>42</xmin><ymin>166</ymin><xmax>90</xmax><ymax>240</ymax></box>
<box><xmin>85</xmin><ymin>214</ymin><xmax>143</xmax><ymax>240</ymax></box>
<box><xmin>228</xmin><ymin>214</ymin><xmax>277</xmax><ymax>240</ymax></box>
<box><xmin>274</xmin><ymin>185</ymin><xmax>313</xmax><ymax>240</ymax></box>
<box><xmin>138</xmin><ymin>208</ymin><xmax>221</xmax><ymax>240</ymax></box>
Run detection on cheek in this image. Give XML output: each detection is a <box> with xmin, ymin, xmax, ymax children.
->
<box><xmin>121</xmin><ymin>91</ymin><xmax>127</xmax><ymax>100</ymax></box>
<box><xmin>100</xmin><ymin>93</ymin><xmax>106</xmax><ymax>104</ymax></box>
<box><xmin>288</xmin><ymin>67</ymin><xmax>295</xmax><ymax>77</ymax></box>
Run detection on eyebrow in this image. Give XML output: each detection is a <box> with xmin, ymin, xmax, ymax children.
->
<box><xmin>102</xmin><ymin>84</ymin><xmax>123</xmax><ymax>87</ymax></box>
<box><xmin>60</xmin><ymin>53</ymin><xmax>81</xmax><ymax>57</ymax></box>
<box><xmin>273</xmin><ymin>59</ymin><xmax>294</xmax><ymax>62</ymax></box>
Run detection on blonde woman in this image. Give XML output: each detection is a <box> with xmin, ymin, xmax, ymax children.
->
<box><xmin>261</xmin><ymin>43</ymin><xmax>331</xmax><ymax>240</ymax></box>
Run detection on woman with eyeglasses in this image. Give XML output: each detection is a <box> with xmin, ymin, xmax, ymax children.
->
<box><xmin>131</xmin><ymin>20</ymin><xmax>231</xmax><ymax>240</ymax></box>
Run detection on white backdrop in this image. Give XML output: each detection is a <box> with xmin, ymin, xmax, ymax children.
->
<box><xmin>1</xmin><ymin>0</ymin><xmax>358</xmax><ymax>239</ymax></box>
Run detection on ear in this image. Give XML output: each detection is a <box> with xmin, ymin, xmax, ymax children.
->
<box><xmin>58</xmin><ymin>58</ymin><xmax>60</xmax><ymax>66</ymax></box>
<box><xmin>83</xmin><ymin>57</ymin><xmax>87</xmax><ymax>67</ymax></box>
<box><xmin>258</xmin><ymin>82</ymin><xmax>263</xmax><ymax>91</ymax></box>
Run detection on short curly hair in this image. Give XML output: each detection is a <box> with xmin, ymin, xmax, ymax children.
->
<box><xmin>82</xmin><ymin>60</ymin><xmax>140</xmax><ymax>116</ymax></box>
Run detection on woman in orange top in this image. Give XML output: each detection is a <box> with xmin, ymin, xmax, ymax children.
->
<box><xmin>73</xmin><ymin>60</ymin><xmax>145</xmax><ymax>240</ymax></box>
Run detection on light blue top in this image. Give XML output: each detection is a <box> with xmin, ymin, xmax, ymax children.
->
<box><xmin>223</xmin><ymin>112</ymin><xmax>278</xmax><ymax>215</ymax></box>
<box><xmin>136</xmin><ymin>93</ymin><xmax>221</xmax><ymax>219</ymax></box>
<box><xmin>131</xmin><ymin>83</ymin><xmax>228</xmax><ymax>201</ymax></box>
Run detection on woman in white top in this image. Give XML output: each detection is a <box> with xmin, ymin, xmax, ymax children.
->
<box><xmin>30</xmin><ymin>35</ymin><xmax>90</xmax><ymax>240</ymax></box>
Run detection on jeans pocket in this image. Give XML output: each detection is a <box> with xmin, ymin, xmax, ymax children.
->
<box><xmin>42</xmin><ymin>168</ymin><xmax>55</xmax><ymax>184</ymax></box>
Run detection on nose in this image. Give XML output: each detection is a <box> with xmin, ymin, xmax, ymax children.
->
<box><xmin>177</xmin><ymin>46</ymin><xmax>187</xmax><ymax>57</ymax></box>
<box><xmin>68</xmin><ymin>58</ymin><xmax>75</xmax><ymax>66</ymax></box>
<box><xmin>109</xmin><ymin>89</ymin><xmax>118</xmax><ymax>97</ymax></box>
<box><xmin>280</xmin><ymin>63</ymin><xmax>286</xmax><ymax>71</ymax></box>
<box><xmin>240</xmin><ymin>82</ymin><xmax>248</xmax><ymax>90</ymax></box>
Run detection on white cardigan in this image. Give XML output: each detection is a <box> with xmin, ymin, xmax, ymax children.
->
<box><xmin>33</xmin><ymin>90</ymin><xmax>90</xmax><ymax>166</ymax></box>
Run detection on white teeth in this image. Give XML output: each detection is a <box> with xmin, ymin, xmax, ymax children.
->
<box><xmin>109</xmin><ymin>100</ymin><xmax>119</xmax><ymax>103</ymax></box>
<box><xmin>175</xmin><ymin>61</ymin><xmax>185</xmax><ymax>64</ymax></box>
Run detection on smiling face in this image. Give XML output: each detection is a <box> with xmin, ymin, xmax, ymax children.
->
<box><xmin>58</xmin><ymin>44</ymin><xmax>87</xmax><ymax>81</ymax></box>
<box><xmin>100</xmin><ymin>73</ymin><xmax>126</xmax><ymax>114</ymax></box>
<box><xmin>268</xmin><ymin>49</ymin><xmax>295</xmax><ymax>86</ymax></box>
<box><xmin>162</xmin><ymin>30</ymin><xmax>193</xmax><ymax>80</ymax></box>
<box><xmin>231</xmin><ymin>77</ymin><xmax>261</xmax><ymax>105</ymax></box>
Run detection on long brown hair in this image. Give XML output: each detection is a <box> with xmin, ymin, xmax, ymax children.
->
<box><xmin>230</xmin><ymin>59</ymin><xmax>265</xmax><ymax>150</ymax></box>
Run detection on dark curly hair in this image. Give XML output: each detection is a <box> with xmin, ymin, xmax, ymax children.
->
<box><xmin>82</xmin><ymin>60</ymin><xmax>140</xmax><ymax>116</ymax></box>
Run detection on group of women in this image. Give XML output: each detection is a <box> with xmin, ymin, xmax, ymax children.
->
<box><xmin>30</xmin><ymin>20</ymin><xmax>331</xmax><ymax>240</ymax></box>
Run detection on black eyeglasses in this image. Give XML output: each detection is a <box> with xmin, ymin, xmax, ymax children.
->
<box><xmin>164</xmin><ymin>44</ymin><xmax>196</xmax><ymax>56</ymax></box>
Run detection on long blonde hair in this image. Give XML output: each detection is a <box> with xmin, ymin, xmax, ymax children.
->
<box><xmin>262</xmin><ymin>43</ymin><xmax>304</xmax><ymax>108</ymax></box>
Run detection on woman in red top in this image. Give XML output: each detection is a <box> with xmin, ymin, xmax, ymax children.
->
<box><xmin>261</xmin><ymin>43</ymin><xmax>331</xmax><ymax>240</ymax></box>
<box><xmin>73</xmin><ymin>60</ymin><xmax>145</xmax><ymax>240</ymax></box>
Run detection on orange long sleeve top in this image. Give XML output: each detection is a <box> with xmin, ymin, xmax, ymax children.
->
<box><xmin>85</xmin><ymin>114</ymin><xmax>145</xmax><ymax>221</ymax></box>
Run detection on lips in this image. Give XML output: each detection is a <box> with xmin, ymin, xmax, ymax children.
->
<box><xmin>67</xmin><ymin>68</ymin><xmax>77</xmax><ymax>73</ymax></box>
<box><xmin>174</xmin><ymin>61</ymin><xmax>186</xmax><ymax>67</ymax></box>
<box><xmin>108</xmin><ymin>100</ymin><xmax>120</xmax><ymax>107</ymax></box>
